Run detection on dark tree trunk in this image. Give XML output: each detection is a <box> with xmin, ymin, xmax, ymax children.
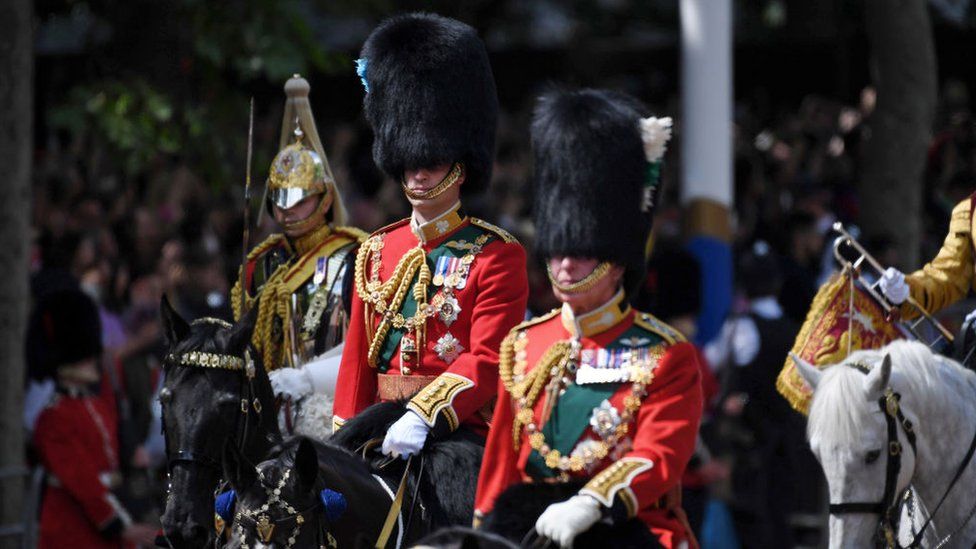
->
<box><xmin>0</xmin><ymin>0</ymin><xmax>32</xmax><ymax>547</ymax></box>
<box><xmin>860</xmin><ymin>0</ymin><xmax>937</xmax><ymax>269</ymax></box>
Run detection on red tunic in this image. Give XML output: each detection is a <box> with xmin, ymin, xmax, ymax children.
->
<box><xmin>34</xmin><ymin>389</ymin><xmax>128</xmax><ymax>549</ymax></box>
<box><xmin>334</xmin><ymin>205</ymin><xmax>529</xmax><ymax>436</ymax></box>
<box><xmin>474</xmin><ymin>293</ymin><xmax>703</xmax><ymax>548</ymax></box>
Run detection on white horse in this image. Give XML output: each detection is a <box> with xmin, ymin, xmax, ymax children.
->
<box><xmin>791</xmin><ymin>340</ymin><xmax>976</xmax><ymax>548</ymax></box>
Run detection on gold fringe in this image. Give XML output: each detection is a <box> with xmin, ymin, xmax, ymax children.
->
<box><xmin>247</xmin><ymin>232</ymin><xmax>359</xmax><ymax>370</ymax></box>
<box><xmin>776</xmin><ymin>272</ymin><xmax>850</xmax><ymax>415</ymax></box>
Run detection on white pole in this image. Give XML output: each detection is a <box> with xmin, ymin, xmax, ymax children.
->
<box><xmin>680</xmin><ymin>0</ymin><xmax>732</xmax><ymax>209</ymax></box>
<box><xmin>679</xmin><ymin>0</ymin><xmax>733</xmax><ymax>344</ymax></box>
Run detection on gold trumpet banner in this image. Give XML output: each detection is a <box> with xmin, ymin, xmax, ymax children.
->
<box><xmin>776</xmin><ymin>272</ymin><xmax>902</xmax><ymax>414</ymax></box>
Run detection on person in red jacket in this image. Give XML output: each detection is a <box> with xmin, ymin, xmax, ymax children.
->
<box><xmin>333</xmin><ymin>13</ymin><xmax>528</xmax><ymax>454</ymax></box>
<box><xmin>474</xmin><ymin>89</ymin><xmax>703</xmax><ymax>549</ymax></box>
<box><xmin>29</xmin><ymin>289</ymin><xmax>156</xmax><ymax>548</ymax></box>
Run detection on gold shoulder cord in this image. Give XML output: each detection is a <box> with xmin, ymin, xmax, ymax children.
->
<box><xmin>500</xmin><ymin>327</ymin><xmax>662</xmax><ymax>472</ymax></box>
<box><xmin>499</xmin><ymin>332</ymin><xmax>572</xmax><ymax>450</ymax></box>
<box><xmin>353</xmin><ymin>236</ymin><xmax>432</xmax><ymax>369</ymax></box>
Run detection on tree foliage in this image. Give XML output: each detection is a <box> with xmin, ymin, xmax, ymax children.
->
<box><xmin>40</xmin><ymin>0</ymin><xmax>348</xmax><ymax>188</ymax></box>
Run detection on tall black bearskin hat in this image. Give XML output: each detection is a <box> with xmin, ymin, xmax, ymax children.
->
<box><xmin>358</xmin><ymin>13</ymin><xmax>499</xmax><ymax>193</ymax></box>
<box><xmin>27</xmin><ymin>289</ymin><xmax>102</xmax><ymax>380</ymax></box>
<box><xmin>532</xmin><ymin>88</ymin><xmax>672</xmax><ymax>296</ymax></box>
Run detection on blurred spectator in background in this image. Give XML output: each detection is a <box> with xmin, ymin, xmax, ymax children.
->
<box><xmin>779</xmin><ymin>212</ymin><xmax>824</xmax><ymax>323</ymax></box>
<box><xmin>28</xmin><ymin>289</ymin><xmax>157</xmax><ymax>548</ymax></box>
<box><xmin>705</xmin><ymin>241</ymin><xmax>815</xmax><ymax>548</ymax></box>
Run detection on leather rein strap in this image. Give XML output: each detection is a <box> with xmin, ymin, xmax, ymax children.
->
<box><xmin>828</xmin><ymin>390</ymin><xmax>916</xmax><ymax>545</ymax></box>
<box><xmin>375</xmin><ymin>455</ymin><xmax>411</xmax><ymax>549</ymax></box>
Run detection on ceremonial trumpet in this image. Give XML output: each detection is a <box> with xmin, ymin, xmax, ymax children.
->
<box><xmin>832</xmin><ymin>222</ymin><xmax>954</xmax><ymax>347</ymax></box>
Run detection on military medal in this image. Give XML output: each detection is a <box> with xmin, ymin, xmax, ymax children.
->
<box><xmin>436</xmin><ymin>294</ymin><xmax>461</xmax><ymax>326</ymax></box>
<box><xmin>589</xmin><ymin>400</ymin><xmax>622</xmax><ymax>439</ymax></box>
<box><xmin>576</xmin><ymin>345</ymin><xmax>660</xmax><ymax>384</ymax></box>
<box><xmin>313</xmin><ymin>256</ymin><xmax>327</xmax><ymax>285</ymax></box>
<box><xmin>433</xmin><ymin>255</ymin><xmax>450</xmax><ymax>286</ymax></box>
<box><xmin>434</xmin><ymin>333</ymin><xmax>464</xmax><ymax>364</ymax></box>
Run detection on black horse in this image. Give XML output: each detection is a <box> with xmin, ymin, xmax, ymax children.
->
<box><xmin>224</xmin><ymin>401</ymin><xmax>484</xmax><ymax>548</ymax></box>
<box><xmin>158</xmin><ymin>296</ymin><xmax>281</xmax><ymax>548</ymax></box>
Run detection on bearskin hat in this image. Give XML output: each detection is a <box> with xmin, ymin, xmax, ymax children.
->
<box><xmin>27</xmin><ymin>289</ymin><xmax>102</xmax><ymax>380</ymax></box>
<box><xmin>532</xmin><ymin>88</ymin><xmax>668</xmax><ymax>295</ymax></box>
<box><xmin>359</xmin><ymin>13</ymin><xmax>498</xmax><ymax>193</ymax></box>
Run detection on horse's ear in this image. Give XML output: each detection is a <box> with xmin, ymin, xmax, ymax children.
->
<box><xmin>791</xmin><ymin>353</ymin><xmax>822</xmax><ymax>390</ymax></box>
<box><xmin>295</xmin><ymin>438</ymin><xmax>318</xmax><ymax>492</ymax></box>
<box><xmin>160</xmin><ymin>295</ymin><xmax>190</xmax><ymax>346</ymax></box>
<box><xmin>226</xmin><ymin>305</ymin><xmax>258</xmax><ymax>355</ymax></box>
<box><xmin>864</xmin><ymin>353</ymin><xmax>892</xmax><ymax>396</ymax></box>
<box><xmin>222</xmin><ymin>440</ymin><xmax>256</xmax><ymax>490</ymax></box>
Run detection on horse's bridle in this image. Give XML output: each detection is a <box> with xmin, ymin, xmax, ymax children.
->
<box><xmin>232</xmin><ymin>468</ymin><xmax>338</xmax><ymax>549</ymax></box>
<box><xmin>827</xmin><ymin>363</ymin><xmax>917</xmax><ymax>547</ymax></box>
<box><xmin>162</xmin><ymin>318</ymin><xmax>264</xmax><ymax>474</ymax></box>
<box><xmin>829</xmin><ymin>362</ymin><xmax>976</xmax><ymax>548</ymax></box>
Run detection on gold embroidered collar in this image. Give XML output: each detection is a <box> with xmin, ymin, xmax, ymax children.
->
<box><xmin>561</xmin><ymin>289</ymin><xmax>630</xmax><ymax>338</ymax></box>
<box><xmin>291</xmin><ymin>223</ymin><xmax>332</xmax><ymax>256</ymax></box>
<box><xmin>411</xmin><ymin>202</ymin><xmax>465</xmax><ymax>244</ymax></box>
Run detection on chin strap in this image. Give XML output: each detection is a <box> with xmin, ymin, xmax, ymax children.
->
<box><xmin>547</xmin><ymin>262</ymin><xmax>612</xmax><ymax>294</ymax></box>
<box><xmin>401</xmin><ymin>163</ymin><xmax>463</xmax><ymax>201</ymax></box>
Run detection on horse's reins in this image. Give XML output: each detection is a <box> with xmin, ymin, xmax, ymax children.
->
<box><xmin>830</xmin><ymin>362</ymin><xmax>976</xmax><ymax>548</ymax></box>
<box><xmin>356</xmin><ymin>437</ymin><xmax>424</xmax><ymax>549</ymax></box>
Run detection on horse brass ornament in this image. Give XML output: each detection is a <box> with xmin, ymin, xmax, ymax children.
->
<box><xmin>255</xmin><ymin>514</ymin><xmax>275</xmax><ymax>542</ymax></box>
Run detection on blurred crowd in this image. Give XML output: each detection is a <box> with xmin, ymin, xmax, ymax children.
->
<box><xmin>23</xmin><ymin>77</ymin><xmax>976</xmax><ymax>547</ymax></box>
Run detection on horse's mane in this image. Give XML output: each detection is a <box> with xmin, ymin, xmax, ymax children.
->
<box><xmin>808</xmin><ymin>340</ymin><xmax>972</xmax><ymax>445</ymax></box>
<box><xmin>172</xmin><ymin>321</ymin><xmax>226</xmax><ymax>355</ymax></box>
<box><xmin>269</xmin><ymin>436</ymin><xmax>370</xmax><ymax>479</ymax></box>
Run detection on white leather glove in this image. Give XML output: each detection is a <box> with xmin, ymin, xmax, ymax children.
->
<box><xmin>879</xmin><ymin>267</ymin><xmax>910</xmax><ymax>305</ymax></box>
<box><xmin>381</xmin><ymin>410</ymin><xmax>430</xmax><ymax>459</ymax></box>
<box><xmin>535</xmin><ymin>495</ymin><xmax>603</xmax><ymax>548</ymax></box>
<box><xmin>268</xmin><ymin>368</ymin><xmax>314</xmax><ymax>401</ymax></box>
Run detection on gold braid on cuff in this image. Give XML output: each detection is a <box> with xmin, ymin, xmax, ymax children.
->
<box><xmin>547</xmin><ymin>262</ymin><xmax>612</xmax><ymax>295</ymax></box>
<box><xmin>401</xmin><ymin>163</ymin><xmax>464</xmax><ymax>200</ymax></box>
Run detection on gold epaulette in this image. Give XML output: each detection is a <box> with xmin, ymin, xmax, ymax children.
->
<box><xmin>246</xmin><ymin>233</ymin><xmax>286</xmax><ymax>262</ymax></box>
<box><xmin>369</xmin><ymin>218</ymin><xmax>410</xmax><ymax>238</ymax></box>
<box><xmin>333</xmin><ymin>225</ymin><xmax>368</xmax><ymax>244</ymax></box>
<box><xmin>510</xmin><ymin>308</ymin><xmax>560</xmax><ymax>334</ymax></box>
<box><xmin>632</xmin><ymin>311</ymin><xmax>686</xmax><ymax>345</ymax></box>
<box><xmin>470</xmin><ymin>217</ymin><xmax>518</xmax><ymax>244</ymax></box>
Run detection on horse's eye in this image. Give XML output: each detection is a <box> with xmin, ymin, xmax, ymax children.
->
<box><xmin>159</xmin><ymin>387</ymin><xmax>173</xmax><ymax>404</ymax></box>
<box><xmin>865</xmin><ymin>449</ymin><xmax>882</xmax><ymax>464</ymax></box>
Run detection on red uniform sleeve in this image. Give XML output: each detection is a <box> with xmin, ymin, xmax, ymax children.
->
<box><xmin>473</xmin><ymin>371</ymin><xmax>523</xmax><ymax>523</ymax></box>
<box><xmin>34</xmin><ymin>408</ymin><xmax>121</xmax><ymax>529</ymax></box>
<box><xmin>579</xmin><ymin>342</ymin><xmax>703</xmax><ymax>516</ymax></box>
<box><xmin>407</xmin><ymin>242</ymin><xmax>528</xmax><ymax>433</ymax></box>
<box><xmin>332</xmin><ymin>282</ymin><xmax>377</xmax><ymax>432</ymax></box>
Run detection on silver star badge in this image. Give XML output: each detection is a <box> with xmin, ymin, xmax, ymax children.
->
<box><xmin>434</xmin><ymin>333</ymin><xmax>464</xmax><ymax>364</ymax></box>
<box><xmin>589</xmin><ymin>399</ymin><xmax>621</xmax><ymax>440</ymax></box>
<box><xmin>437</xmin><ymin>295</ymin><xmax>461</xmax><ymax>326</ymax></box>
